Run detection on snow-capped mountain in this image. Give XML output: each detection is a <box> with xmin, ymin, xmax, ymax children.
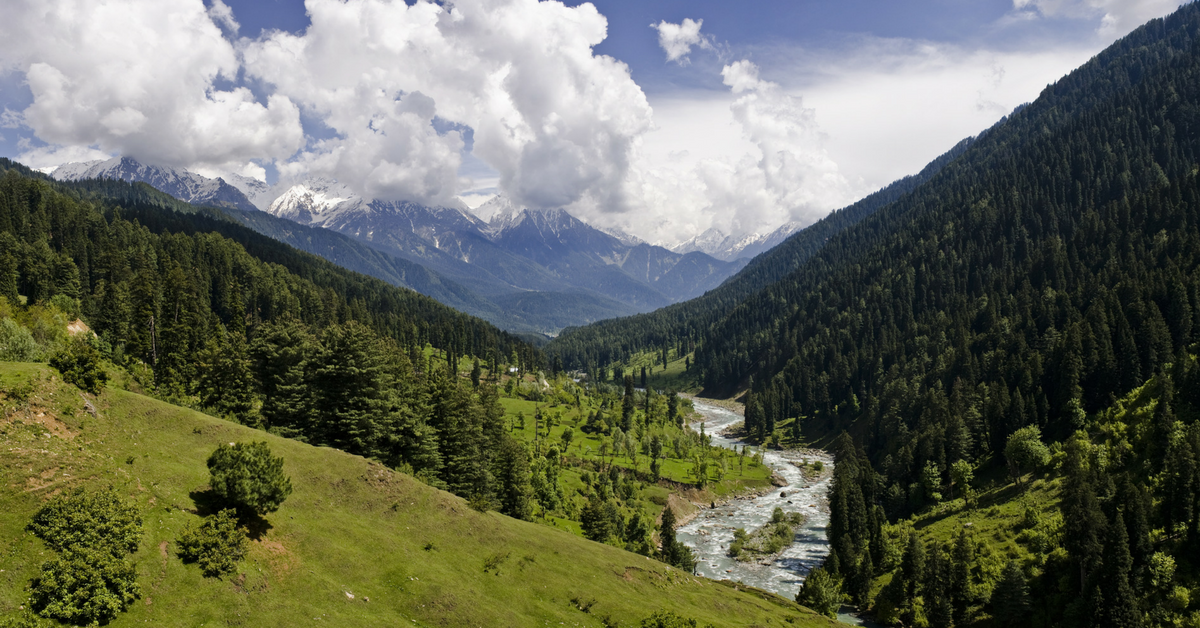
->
<box><xmin>266</xmin><ymin>178</ymin><xmax>357</xmax><ymax>224</ymax></box>
<box><xmin>51</xmin><ymin>156</ymin><xmax>261</xmax><ymax>212</ymax></box>
<box><xmin>599</xmin><ymin>226</ymin><xmax>645</xmax><ymax>247</ymax></box>
<box><xmin>221</xmin><ymin>172</ymin><xmax>278</xmax><ymax>211</ymax></box>
<box><xmin>42</xmin><ymin>155</ymin><xmax>750</xmax><ymax>331</ymax></box>
<box><xmin>671</xmin><ymin>221</ymin><xmax>808</xmax><ymax>261</ymax></box>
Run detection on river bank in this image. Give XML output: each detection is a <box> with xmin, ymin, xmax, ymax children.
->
<box><xmin>675</xmin><ymin>398</ymin><xmax>834</xmax><ymax>600</ymax></box>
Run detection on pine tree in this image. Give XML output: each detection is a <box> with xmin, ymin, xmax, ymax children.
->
<box><xmin>311</xmin><ymin>322</ymin><xmax>387</xmax><ymax>455</ymax></box>
<box><xmin>494</xmin><ymin>435</ymin><xmax>532</xmax><ymax>521</ymax></box>
<box><xmin>580</xmin><ymin>496</ymin><xmax>612</xmax><ymax>542</ymax></box>
<box><xmin>195</xmin><ymin>327</ymin><xmax>254</xmax><ymax>423</ymax></box>
<box><xmin>250</xmin><ymin>319</ymin><xmax>315</xmax><ymax>437</ymax></box>
<box><xmin>622</xmin><ymin>375</ymin><xmax>636</xmax><ymax>431</ymax></box>
<box><xmin>950</xmin><ymin>527</ymin><xmax>973</xmax><ymax>625</ymax></box>
<box><xmin>990</xmin><ymin>561</ymin><xmax>1030</xmax><ymax>627</ymax></box>
<box><xmin>0</xmin><ymin>235</ymin><xmax>19</xmax><ymax>305</ymax></box>
<box><xmin>1063</xmin><ymin>435</ymin><xmax>1105</xmax><ymax>588</ymax></box>
<box><xmin>901</xmin><ymin>531</ymin><xmax>926</xmax><ymax>602</ymax></box>
<box><xmin>1099</xmin><ymin>512</ymin><xmax>1142</xmax><ymax>628</ymax></box>
<box><xmin>926</xmin><ymin>543</ymin><xmax>953</xmax><ymax>628</ymax></box>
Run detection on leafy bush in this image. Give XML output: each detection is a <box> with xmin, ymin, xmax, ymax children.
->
<box><xmin>176</xmin><ymin>509</ymin><xmax>249</xmax><ymax>577</ymax></box>
<box><xmin>638</xmin><ymin>609</ymin><xmax>713</xmax><ymax>627</ymax></box>
<box><xmin>28</xmin><ymin>548</ymin><xmax>141</xmax><ymax>626</ymax></box>
<box><xmin>27</xmin><ymin>488</ymin><xmax>142</xmax><ymax>557</ymax></box>
<box><xmin>728</xmin><ymin>508</ymin><xmax>805</xmax><ymax>560</ymax></box>
<box><xmin>207</xmin><ymin>441</ymin><xmax>293</xmax><ymax>516</ymax></box>
<box><xmin>0</xmin><ymin>610</ymin><xmax>51</xmax><ymax>628</ymax></box>
<box><xmin>48</xmin><ymin>336</ymin><xmax>108</xmax><ymax>394</ymax></box>
<box><xmin>796</xmin><ymin>566</ymin><xmax>840</xmax><ymax>618</ymax></box>
<box><xmin>0</xmin><ymin>318</ymin><xmax>39</xmax><ymax>361</ymax></box>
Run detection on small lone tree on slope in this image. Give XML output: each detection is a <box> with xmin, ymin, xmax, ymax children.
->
<box><xmin>207</xmin><ymin>441</ymin><xmax>293</xmax><ymax>517</ymax></box>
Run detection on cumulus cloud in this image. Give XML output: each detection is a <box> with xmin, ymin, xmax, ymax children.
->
<box><xmin>0</xmin><ymin>0</ymin><xmax>302</xmax><ymax>174</ymax></box>
<box><xmin>207</xmin><ymin>0</ymin><xmax>240</xmax><ymax>34</ymax></box>
<box><xmin>592</xmin><ymin>60</ymin><xmax>859</xmax><ymax>245</ymax></box>
<box><xmin>652</xmin><ymin>18</ymin><xmax>713</xmax><ymax>64</ymax></box>
<box><xmin>244</xmin><ymin>0</ymin><xmax>652</xmax><ymax>208</ymax></box>
<box><xmin>1012</xmin><ymin>0</ymin><xmax>1186</xmax><ymax>35</ymax></box>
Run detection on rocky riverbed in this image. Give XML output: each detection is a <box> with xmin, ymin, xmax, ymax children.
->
<box><xmin>676</xmin><ymin>399</ymin><xmax>834</xmax><ymax>600</ymax></box>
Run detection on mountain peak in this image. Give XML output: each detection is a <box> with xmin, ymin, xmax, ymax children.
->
<box><xmin>51</xmin><ymin>156</ymin><xmax>260</xmax><ymax>212</ymax></box>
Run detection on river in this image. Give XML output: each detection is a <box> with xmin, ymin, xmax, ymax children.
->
<box><xmin>676</xmin><ymin>399</ymin><xmax>834</xmax><ymax>601</ymax></box>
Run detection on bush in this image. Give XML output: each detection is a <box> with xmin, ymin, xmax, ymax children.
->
<box><xmin>28</xmin><ymin>548</ymin><xmax>141</xmax><ymax>626</ymax></box>
<box><xmin>176</xmin><ymin>509</ymin><xmax>249</xmax><ymax>577</ymax></box>
<box><xmin>48</xmin><ymin>336</ymin><xmax>108</xmax><ymax>394</ymax></box>
<box><xmin>796</xmin><ymin>566</ymin><xmax>841</xmax><ymax>619</ymax></box>
<box><xmin>0</xmin><ymin>318</ymin><xmax>39</xmax><ymax>361</ymax></box>
<box><xmin>639</xmin><ymin>610</ymin><xmax>714</xmax><ymax>628</ymax></box>
<box><xmin>207</xmin><ymin>441</ymin><xmax>293</xmax><ymax>516</ymax></box>
<box><xmin>0</xmin><ymin>610</ymin><xmax>51</xmax><ymax>628</ymax></box>
<box><xmin>27</xmin><ymin>488</ymin><xmax>142</xmax><ymax>557</ymax></box>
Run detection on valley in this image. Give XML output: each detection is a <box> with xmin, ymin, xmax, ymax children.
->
<box><xmin>5</xmin><ymin>0</ymin><xmax>1200</xmax><ymax>626</ymax></box>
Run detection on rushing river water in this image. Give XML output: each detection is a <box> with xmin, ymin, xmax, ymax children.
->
<box><xmin>676</xmin><ymin>399</ymin><xmax>834</xmax><ymax>600</ymax></box>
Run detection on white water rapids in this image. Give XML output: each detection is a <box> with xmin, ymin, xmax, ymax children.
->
<box><xmin>677</xmin><ymin>399</ymin><xmax>834</xmax><ymax>600</ymax></box>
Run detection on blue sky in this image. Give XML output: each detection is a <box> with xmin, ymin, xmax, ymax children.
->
<box><xmin>0</xmin><ymin>0</ymin><xmax>1187</xmax><ymax>244</ymax></box>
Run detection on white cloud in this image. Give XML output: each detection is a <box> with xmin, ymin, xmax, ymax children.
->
<box><xmin>1011</xmin><ymin>0</ymin><xmax>1186</xmax><ymax>35</ymax></box>
<box><xmin>0</xmin><ymin>108</ymin><xmax>22</xmax><ymax>129</ymax></box>
<box><xmin>784</xmin><ymin>36</ymin><xmax>1101</xmax><ymax>190</ymax></box>
<box><xmin>244</xmin><ymin>0</ymin><xmax>652</xmax><ymax>209</ymax></box>
<box><xmin>2</xmin><ymin>0</ymin><xmax>1188</xmax><ymax>248</ymax></box>
<box><xmin>652</xmin><ymin>18</ymin><xmax>713</xmax><ymax>65</ymax></box>
<box><xmin>584</xmin><ymin>60</ymin><xmax>860</xmax><ymax>245</ymax></box>
<box><xmin>14</xmin><ymin>143</ymin><xmax>111</xmax><ymax>170</ymax></box>
<box><xmin>207</xmin><ymin>0</ymin><xmax>240</xmax><ymax>34</ymax></box>
<box><xmin>0</xmin><ymin>0</ymin><xmax>301</xmax><ymax>175</ymax></box>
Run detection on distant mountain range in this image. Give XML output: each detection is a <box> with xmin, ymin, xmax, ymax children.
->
<box><xmin>49</xmin><ymin>157</ymin><xmax>747</xmax><ymax>335</ymax></box>
<box><xmin>670</xmin><ymin>222</ymin><xmax>809</xmax><ymax>262</ymax></box>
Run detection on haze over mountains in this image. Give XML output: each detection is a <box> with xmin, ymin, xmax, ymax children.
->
<box><xmin>49</xmin><ymin>156</ymin><xmax>749</xmax><ymax>336</ymax></box>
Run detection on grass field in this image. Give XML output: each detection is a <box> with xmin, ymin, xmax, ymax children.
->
<box><xmin>0</xmin><ymin>362</ymin><xmax>836</xmax><ymax>627</ymax></box>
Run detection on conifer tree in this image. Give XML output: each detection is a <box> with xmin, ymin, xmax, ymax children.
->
<box><xmin>622</xmin><ymin>375</ymin><xmax>636</xmax><ymax>431</ymax></box>
<box><xmin>990</xmin><ymin>561</ymin><xmax>1030</xmax><ymax>627</ymax></box>
<box><xmin>1099</xmin><ymin>512</ymin><xmax>1142</xmax><ymax>628</ymax></box>
<box><xmin>494</xmin><ymin>435</ymin><xmax>533</xmax><ymax>521</ymax></box>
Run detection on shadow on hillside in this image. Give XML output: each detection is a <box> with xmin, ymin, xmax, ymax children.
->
<box><xmin>188</xmin><ymin>487</ymin><xmax>275</xmax><ymax>539</ymax></box>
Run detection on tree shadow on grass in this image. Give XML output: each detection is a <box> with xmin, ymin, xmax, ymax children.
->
<box><xmin>188</xmin><ymin>487</ymin><xmax>274</xmax><ymax>540</ymax></box>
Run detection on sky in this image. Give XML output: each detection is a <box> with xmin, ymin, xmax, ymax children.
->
<box><xmin>0</xmin><ymin>0</ymin><xmax>1189</xmax><ymax>245</ymax></box>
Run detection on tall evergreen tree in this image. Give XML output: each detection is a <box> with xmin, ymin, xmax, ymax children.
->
<box><xmin>494</xmin><ymin>435</ymin><xmax>533</xmax><ymax>520</ymax></box>
<box><xmin>990</xmin><ymin>561</ymin><xmax>1030</xmax><ymax>628</ymax></box>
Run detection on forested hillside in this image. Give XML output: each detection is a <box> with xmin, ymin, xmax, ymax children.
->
<box><xmin>0</xmin><ymin>158</ymin><xmax>535</xmax><ymax>369</ymax></box>
<box><xmin>692</xmin><ymin>4</ymin><xmax>1200</xmax><ymax>438</ymax></box>
<box><xmin>546</xmin><ymin>136</ymin><xmax>974</xmax><ymax>372</ymax></box>
<box><xmin>0</xmin><ymin>160</ymin><xmax>566</xmax><ymax>493</ymax></box>
<box><xmin>659</xmin><ymin>4</ymin><xmax>1200</xmax><ymax>626</ymax></box>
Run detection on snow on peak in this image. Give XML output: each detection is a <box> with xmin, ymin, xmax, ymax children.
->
<box><xmin>267</xmin><ymin>179</ymin><xmax>358</xmax><ymax>224</ymax></box>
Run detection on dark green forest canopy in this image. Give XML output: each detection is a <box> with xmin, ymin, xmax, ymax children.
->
<box><xmin>546</xmin><ymin>136</ymin><xmax>975</xmax><ymax>371</ymax></box>
<box><xmin>692</xmin><ymin>2</ymin><xmax>1200</xmax><ymax>453</ymax></box>
<box><xmin>0</xmin><ymin>158</ymin><xmax>539</xmax><ymax>370</ymax></box>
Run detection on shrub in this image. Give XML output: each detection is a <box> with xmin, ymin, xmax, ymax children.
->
<box><xmin>0</xmin><ymin>318</ymin><xmax>39</xmax><ymax>361</ymax></box>
<box><xmin>176</xmin><ymin>509</ymin><xmax>249</xmax><ymax>577</ymax></box>
<box><xmin>27</xmin><ymin>488</ymin><xmax>142</xmax><ymax>557</ymax></box>
<box><xmin>0</xmin><ymin>610</ymin><xmax>51</xmax><ymax>628</ymax></box>
<box><xmin>28</xmin><ymin>548</ymin><xmax>140</xmax><ymax>626</ymax></box>
<box><xmin>796</xmin><ymin>566</ymin><xmax>841</xmax><ymax>618</ymax></box>
<box><xmin>207</xmin><ymin>441</ymin><xmax>293</xmax><ymax>516</ymax></box>
<box><xmin>639</xmin><ymin>609</ymin><xmax>713</xmax><ymax>628</ymax></box>
<box><xmin>48</xmin><ymin>336</ymin><xmax>108</xmax><ymax>394</ymax></box>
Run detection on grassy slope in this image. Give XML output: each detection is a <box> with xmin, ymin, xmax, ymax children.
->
<box><xmin>0</xmin><ymin>363</ymin><xmax>834</xmax><ymax>628</ymax></box>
